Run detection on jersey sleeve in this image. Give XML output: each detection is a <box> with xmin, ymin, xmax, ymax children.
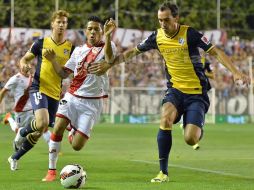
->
<box><xmin>4</xmin><ymin>75</ymin><xmax>17</xmax><ymax>90</ymax></box>
<box><xmin>187</xmin><ymin>27</ymin><xmax>214</xmax><ymax>52</ymax></box>
<box><xmin>136</xmin><ymin>31</ymin><xmax>158</xmax><ymax>52</ymax></box>
<box><xmin>29</xmin><ymin>38</ymin><xmax>43</xmax><ymax>56</ymax></box>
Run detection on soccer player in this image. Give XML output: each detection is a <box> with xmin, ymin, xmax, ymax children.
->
<box><xmin>0</xmin><ymin>64</ymin><xmax>51</xmax><ymax>151</ymax></box>
<box><xmin>42</xmin><ymin>16</ymin><xmax>116</xmax><ymax>182</ymax></box>
<box><xmin>8</xmin><ymin>10</ymin><xmax>74</xmax><ymax>171</ymax></box>
<box><xmin>88</xmin><ymin>2</ymin><xmax>250</xmax><ymax>182</ymax></box>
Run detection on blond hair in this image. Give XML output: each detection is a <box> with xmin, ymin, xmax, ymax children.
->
<box><xmin>51</xmin><ymin>10</ymin><xmax>69</xmax><ymax>22</ymax></box>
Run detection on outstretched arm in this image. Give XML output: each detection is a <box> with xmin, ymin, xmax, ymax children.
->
<box><xmin>43</xmin><ymin>49</ymin><xmax>70</xmax><ymax>79</ymax></box>
<box><xmin>208</xmin><ymin>46</ymin><xmax>250</xmax><ymax>85</ymax></box>
<box><xmin>20</xmin><ymin>52</ymin><xmax>35</xmax><ymax>70</ymax></box>
<box><xmin>88</xmin><ymin>47</ymin><xmax>140</xmax><ymax>75</ymax></box>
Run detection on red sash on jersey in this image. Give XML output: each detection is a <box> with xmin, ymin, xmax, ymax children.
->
<box><xmin>14</xmin><ymin>75</ymin><xmax>32</xmax><ymax>112</ymax></box>
<box><xmin>69</xmin><ymin>42</ymin><xmax>105</xmax><ymax>94</ymax></box>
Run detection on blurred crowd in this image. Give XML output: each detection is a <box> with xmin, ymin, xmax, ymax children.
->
<box><xmin>0</xmin><ymin>35</ymin><xmax>253</xmax><ymax>98</ymax></box>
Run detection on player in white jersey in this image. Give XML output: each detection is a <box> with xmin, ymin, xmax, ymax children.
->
<box><xmin>42</xmin><ymin>16</ymin><xmax>116</xmax><ymax>182</ymax></box>
<box><xmin>0</xmin><ymin>64</ymin><xmax>51</xmax><ymax>152</ymax></box>
<box><xmin>0</xmin><ymin>64</ymin><xmax>33</xmax><ymax>134</ymax></box>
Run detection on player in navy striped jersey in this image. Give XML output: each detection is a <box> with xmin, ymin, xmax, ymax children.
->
<box><xmin>89</xmin><ymin>2</ymin><xmax>250</xmax><ymax>183</ymax></box>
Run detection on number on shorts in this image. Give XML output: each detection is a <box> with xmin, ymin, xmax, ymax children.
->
<box><xmin>33</xmin><ymin>92</ymin><xmax>42</xmax><ymax>105</ymax></box>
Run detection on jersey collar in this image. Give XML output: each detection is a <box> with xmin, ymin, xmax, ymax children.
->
<box><xmin>164</xmin><ymin>24</ymin><xmax>180</xmax><ymax>39</ymax></box>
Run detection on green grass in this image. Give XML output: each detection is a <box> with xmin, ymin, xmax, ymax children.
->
<box><xmin>0</xmin><ymin>123</ymin><xmax>254</xmax><ymax>190</ymax></box>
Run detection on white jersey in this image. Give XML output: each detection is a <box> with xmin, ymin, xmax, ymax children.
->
<box><xmin>4</xmin><ymin>73</ymin><xmax>32</xmax><ymax>112</ymax></box>
<box><xmin>64</xmin><ymin>41</ymin><xmax>117</xmax><ymax>98</ymax></box>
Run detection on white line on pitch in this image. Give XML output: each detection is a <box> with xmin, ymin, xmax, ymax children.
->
<box><xmin>131</xmin><ymin>159</ymin><xmax>254</xmax><ymax>180</ymax></box>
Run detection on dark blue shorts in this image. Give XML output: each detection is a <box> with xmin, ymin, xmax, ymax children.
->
<box><xmin>30</xmin><ymin>91</ymin><xmax>59</xmax><ymax>127</ymax></box>
<box><xmin>162</xmin><ymin>88</ymin><xmax>210</xmax><ymax>128</ymax></box>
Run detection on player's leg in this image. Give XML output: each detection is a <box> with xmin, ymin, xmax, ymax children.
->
<box><xmin>151</xmin><ymin>88</ymin><xmax>182</xmax><ymax>183</ymax></box>
<box><xmin>180</xmin><ymin>121</ymin><xmax>200</xmax><ymax>150</ymax></box>
<box><xmin>42</xmin><ymin>127</ymin><xmax>51</xmax><ymax>145</ymax></box>
<box><xmin>14</xmin><ymin>92</ymin><xmax>50</xmax><ymax>147</ymax></box>
<box><xmin>71</xmin><ymin>98</ymin><xmax>103</xmax><ymax>151</ymax></box>
<box><xmin>42</xmin><ymin>117</ymin><xmax>69</xmax><ymax>182</ymax></box>
<box><xmin>43</xmin><ymin>94</ymin><xmax>72</xmax><ymax>182</ymax></box>
<box><xmin>183</xmin><ymin>93</ymin><xmax>209</xmax><ymax>148</ymax></box>
<box><xmin>10</xmin><ymin>94</ymin><xmax>58</xmax><ymax>170</ymax></box>
<box><xmin>12</xmin><ymin>111</ymin><xmax>33</xmax><ymax>152</ymax></box>
<box><xmin>4</xmin><ymin>112</ymin><xmax>18</xmax><ymax>132</ymax></box>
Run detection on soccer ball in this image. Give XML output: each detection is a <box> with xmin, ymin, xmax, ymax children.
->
<box><xmin>60</xmin><ymin>164</ymin><xmax>87</xmax><ymax>189</ymax></box>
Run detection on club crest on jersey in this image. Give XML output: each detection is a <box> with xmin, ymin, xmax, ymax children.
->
<box><xmin>64</xmin><ymin>49</ymin><xmax>70</xmax><ymax>55</ymax></box>
<box><xmin>178</xmin><ymin>38</ymin><xmax>185</xmax><ymax>45</ymax></box>
<box><xmin>201</xmin><ymin>36</ymin><xmax>210</xmax><ymax>45</ymax></box>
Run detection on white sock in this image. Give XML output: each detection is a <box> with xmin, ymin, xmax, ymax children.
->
<box><xmin>49</xmin><ymin>139</ymin><xmax>61</xmax><ymax>169</ymax></box>
<box><xmin>8</xmin><ymin>117</ymin><xmax>18</xmax><ymax>132</ymax></box>
<box><xmin>43</xmin><ymin>130</ymin><xmax>51</xmax><ymax>145</ymax></box>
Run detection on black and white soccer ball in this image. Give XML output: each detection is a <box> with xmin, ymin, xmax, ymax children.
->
<box><xmin>60</xmin><ymin>164</ymin><xmax>87</xmax><ymax>189</ymax></box>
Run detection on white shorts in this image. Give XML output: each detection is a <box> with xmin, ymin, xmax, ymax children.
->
<box><xmin>15</xmin><ymin>110</ymin><xmax>34</xmax><ymax>128</ymax></box>
<box><xmin>56</xmin><ymin>92</ymin><xmax>103</xmax><ymax>138</ymax></box>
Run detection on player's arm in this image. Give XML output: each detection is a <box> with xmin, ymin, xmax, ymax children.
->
<box><xmin>88</xmin><ymin>48</ymin><xmax>140</xmax><ymax>76</ymax></box>
<box><xmin>20</xmin><ymin>39</ymin><xmax>42</xmax><ymax>68</ymax></box>
<box><xmin>104</xmin><ymin>18</ymin><xmax>116</xmax><ymax>63</ymax></box>
<box><xmin>0</xmin><ymin>88</ymin><xmax>9</xmax><ymax>104</ymax></box>
<box><xmin>188</xmin><ymin>27</ymin><xmax>250</xmax><ymax>85</ymax></box>
<box><xmin>43</xmin><ymin>49</ymin><xmax>69</xmax><ymax>79</ymax></box>
<box><xmin>89</xmin><ymin>31</ymin><xmax>158</xmax><ymax>75</ymax></box>
<box><xmin>208</xmin><ymin>47</ymin><xmax>249</xmax><ymax>84</ymax></box>
<box><xmin>20</xmin><ymin>52</ymin><xmax>35</xmax><ymax>69</ymax></box>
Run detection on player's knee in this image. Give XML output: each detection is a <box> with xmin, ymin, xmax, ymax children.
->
<box><xmin>72</xmin><ymin>144</ymin><xmax>83</xmax><ymax>151</ymax></box>
<box><xmin>160</xmin><ymin>114</ymin><xmax>173</xmax><ymax>130</ymax></box>
<box><xmin>35</xmin><ymin>119</ymin><xmax>49</xmax><ymax>131</ymax></box>
<box><xmin>184</xmin><ymin>133</ymin><xmax>199</xmax><ymax>146</ymax></box>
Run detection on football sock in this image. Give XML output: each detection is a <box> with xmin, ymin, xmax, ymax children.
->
<box><xmin>49</xmin><ymin>133</ymin><xmax>63</xmax><ymax>170</ymax></box>
<box><xmin>20</xmin><ymin>119</ymin><xmax>38</xmax><ymax>137</ymax></box>
<box><xmin>12</xmin><ymin>134</ymin><xmax>37</xmax><ymax>160</ymax></box>
<box><xmin>43</xmin><ymin>130</ymin><xmax>51</xmax><ymax>145</ymax></box>
<box><xmin>7</xmin><ymin>117</ymin><xmax>18</xmax><ymax>132</ymax></box>
<box><xmin>157</xmin><ymin>129</ymin><xmax>172</xmax><ymax>175</ymax></box>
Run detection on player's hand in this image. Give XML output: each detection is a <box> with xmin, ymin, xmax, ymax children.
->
<box><xmin>43</xmin><ymin>48</ymin><xmax>56</xmax><ymax>62</ymax></box>
<box><xmin>233</xmin><ymin>72</ymin><xmax>250</xmax><ymax>88</ymax></box>
<box><xmin>88</xmin><ymin>60</ymin><xmax>111</xmax><ymax>76</ymax></box>
<box><xmin>104</xmin><ymin>18</ymin><xmax>116</xmax><ymax>37</ymax></box>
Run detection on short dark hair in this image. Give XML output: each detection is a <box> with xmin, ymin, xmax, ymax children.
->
<box><xmin>87</xmin><ymin>16</ymin><xmax>103</xmax><ymax>25</ymax></box>
<box><xmin>159</xmin><ymin>1</ymin><xmax>179</xmax><ymax>17</ymax></box>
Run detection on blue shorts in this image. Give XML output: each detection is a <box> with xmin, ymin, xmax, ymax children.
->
<box><xmin>162</xmin><ymin>88</ymin><xmax>210</xmax><ymax>128</ymax></box>
<box><xmin>30</xmin><ymin>92</ymin><xmax>59</xmax><ymax>127</ymax></box>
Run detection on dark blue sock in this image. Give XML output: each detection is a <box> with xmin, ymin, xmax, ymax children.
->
<box><xmin>157</xmin><ymin>129</ymin><xmax>172</xmax><ymax>175</ymax></box>
<box><xmin>20</xmin><ymin>119</ymin><xmax>37</xmax><ymax>137</ymax></box>
<box><xmin>12</xmin><ymin>134</ymin><xmax>36</xmax><ymax>160</ymax></box>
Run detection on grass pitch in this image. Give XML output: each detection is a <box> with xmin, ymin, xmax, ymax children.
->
<box><xmin>0</xmin><ymin>123</ymin><xmax>253</xmax><ymax>190</ymax></box>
